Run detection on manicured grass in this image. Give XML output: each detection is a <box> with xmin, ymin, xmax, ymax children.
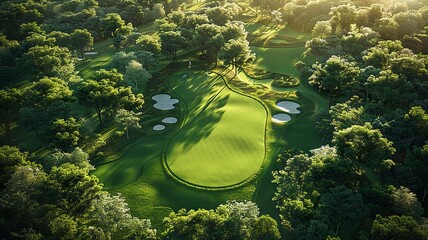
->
<box><xmin>165</xmin><ymin>71</ymin><xmax>266</xmax><ymax>188</ymax></box>
<box><xmin>76</xmin><ymin>38</ymin><xmax>116</xmax><ymax>79</ymax></box>
<box><xmin>93</xmin><ymin>64</ymin><xmax>260</xmax><ymax>229</ymax></box>
<box><xmin>250</xmin><ymin>46</ymin><xmax>307</xmax><ymax>76</ymax></box>
<box><xmin>89</xmin><ymin>20</ymin><xmax>328</xmax><ymax>231</ymax></box>
<box><xmin>246</xmin><ymin>22</ymin><xmax>308</xmax><ymax>40</ymax></box>
<box><xmin>245</xmin><ymin>22</ymin><xmax>310</xmax><ymax>47</ymax></box>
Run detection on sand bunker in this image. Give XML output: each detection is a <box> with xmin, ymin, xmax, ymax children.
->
<box><xmin>162</xmin><ymin>117</ymin><xmax>178</xmax><ymax>124</ymax></box>
<box><xmin>152</xmin><ymin>94</ymin><xmax>179</xmax><ymax>110</ymax></box>
<box><xmin>153</xmin><ymin>124</ymin><xmax>166</xmax><ymax>131</ymax></box>
<box><xmin>276</xmin><ymin>101</ymin><xmax>301</xmax><ymax>114</ymax></box>
<box><xmin>272</xmin><ymin>113</ymin><xmax>292</xmax><ymax>123</ymax></box>
<box><xmin>84</xmin><ymin>51</ymin><xmax>98</xmax><ymax>55</ymax></box>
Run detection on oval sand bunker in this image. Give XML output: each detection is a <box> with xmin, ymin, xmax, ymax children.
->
<box><xmin>162</xmin><ymin>117</ymin><xmax>178</xmax><ymax>124</ymax></box>
<box><xmin>277</xmin><ymin>101</ymin><xmax>301</xmax><ymax>114</ymax></box>
<box><xmin>152</xmin><ymin>94</ymin><xmax>179</xmax><ymax>110</ymax></box>
<box><xmin>153</xmin><ymin>125</ymin><xmax>166</xmax><ymax>131</ymax></box>
<box><xmin>272</xmin><ymin>113</ymin><xmax>291</xmax><ymax>123</ymax></box>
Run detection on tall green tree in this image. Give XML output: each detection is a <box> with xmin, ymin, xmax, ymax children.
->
<box><xmin>162</xmin><ymin>201</ymin><xmax>280</xmax><ymax>240</ymax></box>
<box><xmin>51</xmin><ymin>118</ymin><xmax>81</xmax><ymax>150</ymax></box>
<box><xmin>136</xmin><ymin>35</ymin><xmax>161</xmax><ymax>54</ymax></box>
<box><xmin>17</xmin><ymin>45</ymin><xmax>76</xmax><ymax>79</ymax></box>
<box><xmin>101</xmin><ymin>13</ymin><xmax>126</xmax><ymax>38</ymax></box>
<box><xmin>371</xmin><ymin>215</ymin><xmax>428</xmax><ymax>240</ymax></box>
<box><xmin>220</xmin><ymin>39</ymin><xmax>255</xmax><ymax>76</ymax></box>
<box><xmin>0</xmin><ymin>165</ymin><xmax>45</xmax><ymax>238</ymax></box>
<box><xmin>319</xmin><ymin>185</ymin><xmax>368</xmax><ymax>235</ymax></box>
<box><xmin>222</xmin><ymin>22</ymin><xmax>247</xmax><ymax>42</ymax></box>
<box><xmin>206</xmin><ymin>7</ymin><xmax>232</xmax><ymax>26</ymax></box>
<box><xmin>160</xmin><ymin>31</ymin><xmax>186</xmax><ymax>62</ymax></box>
<box><xmin>115</xmin><ymin>109</ymin><xmax>142</xmax><ymax>139</ymax></box>
<box><xmin>329</xmin><ymin>4</ymin><xmax>357</xmax><ymax>36</ymax></box>
<box><xmin>78</xmin><ymin>69</ymin><xmax>143</xmax><ymax>125</ymax></box>
<box><xmin>87</xmin><ymin>194</ymin><xmax>157</xmax><ymax>239</ymax></box>
<box><xmin>333</xmin><ymin>123</ymin><xmax>395</xmax><ymax>169</ymax></box>
<box><xmin>26</xmin><ymin>77</ymin><xmax>73</xmax><ymax>109</ymax></box>
<box><xmin>194</xmin><ymin>24</ymin><xmax>224</xmax><ymax>65</ymax></box>
<box><xmin>124</xmin><ymin>60</ymin><xmax>152</xmax><ymax>91</ymax></box>
<box><xmin>0</xmin><ymin>88</ymin><xmax>22</xmax><ymax>143</ymax></box>
<box><xmin>391</xmin><ymin>186</ymin><xmax>424</xmax><ymax>218</ymax></box>
<box><xmin>0</xmin><ymin>146</ymin><xmax>29</xmax><ymax>189</ymax></box>
<box><xmin>250</xmin><ymin>215</ymin><xmax>281</xmax><ymax>240</ymax></box>
<box><xmin>44</xmin><ymin>147</ymin><xmax>93</xmax><ymax>171</ymax></box>
<box><xmin>40</xmin><ymin>163</ymin><xmax>103</xmax><ymax>217</ymax></box>
<box><xmin>309</xmin><ymin>56</ymin><xmax>360</xmax><ymax>105</ymax></box>
<box><xmin>69</xmin><ymin>29</ymin><xmax>93</xmax><ymax>60</ymax></box>
<box><xmin>111</xmin><ymin>51</ymin><xmax>137</xmax><ymax>73</ymax></box>
<box><xmin>404</xmin><ymin>106</ymin><xmax>428</xmax><ymax>148</ymax></box>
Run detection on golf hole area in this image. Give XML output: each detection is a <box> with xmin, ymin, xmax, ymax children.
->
<box><xmin>165</xmin><ymin>71</ymin><xmax>267</xmax><ymax>189</ymax></box>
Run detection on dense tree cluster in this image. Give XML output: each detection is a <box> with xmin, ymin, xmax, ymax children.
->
<box><xmin>273</xmin><ymin>0</ymin><xmax>428</xmax><ymax>239</ymax></box>
<box><xmin>149</xmin><ymin>3</ymin><xmax>254</xmax><ymax>69</ymax></box>
<box><xmin>163</xmin><ymin>200</ymin><xmax>281</xmax><ymax>239</ymax></box>
<box><xmin>1</xmin><ymin>0</ymin><xmax>428</xmax><ymax>239</ymax></box>
<box><xmin>0</xmin><ymin>146</ymin><xmax>158</xmax><ymax>239</ymax></box>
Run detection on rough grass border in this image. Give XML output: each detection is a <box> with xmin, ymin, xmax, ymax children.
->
<box><xmin>242</xmin><ymin>65</ymin><xmax>300</xmax><ymax>88</ymax></box>
<box><xmin>160</xmin><ymin>66</ymin><xmax>270</xmax><ymax>191</ymax></box>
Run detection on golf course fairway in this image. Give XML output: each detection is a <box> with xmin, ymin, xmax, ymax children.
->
<box><xmin>165</xmin><ymin>71</ymin><xmax>267</xmax><ymax>188</ymax></box>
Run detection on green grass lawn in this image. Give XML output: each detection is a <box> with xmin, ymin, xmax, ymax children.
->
<box><xmin>89</xmin><ymin>20</ymin><xmax>328</xmax><ymax>231</ymax></box>
<box><xmin>93</xmin><ymin>64</ymin><xmax>260</xmax><ymax>229</ymax></box>
<box><xmin>250</xmin><ymin>46</ymin><xmax>306</xmax><ymax>76</ymax></box>
<box><xmin>76</xmin><ymin>38</ymin><xmax>116</xmax><ymax>79</ymax></box>
<box><xmin>165</xmin><ymin>71</ymin><xmax>266</xmax><ymax>188</ymax></box>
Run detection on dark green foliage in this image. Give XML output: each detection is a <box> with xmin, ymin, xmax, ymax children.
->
<box><xmin>309</xmin><ymin>55</ymin><xmax>360</xmax><ymax>105</ymax></box>
<box><xmin>194</xmin><ymin>24</ymin><xmax>223</xmax><ymax>64</ymax></box>
<box><xmin>17</xmin><ymin>45</ymin><xmax>76</xmax><ymax>80</ymax></box>
<box><xmin>160</xmin><ymin>31</ymin><xmax>186</xmax><ymax>62</ymax></box>
<box><xmin>26</xmin><ymin>77</ymin><xmax>73</xmax><ymax>109</ymax></box>
<box><xmin>78</xmin><ymin>69</ymin><xmax>144</xmax><ymax>125</ymax></box>
<box><xmin>371</xmin><ymin>215</ymin><xmax>428</xmax><ymax>240</ymax></box>
<box><xmin>220</xmin><ymin>39</ymin><xmax>255</xmax><ymax>75</ymax></box>
<box><xmin>319</xmin><ymin>186</ymin><xmax>369</xmax><ymax>235</ymax></box>
<box><xmin>162</xmin><ymin>201</ymin><xmax>280</xmax><ymax>240</ymax></box>
<box><xmin>0</xmin><ymin>88</ymin><xmax>22</xmax><ymax>143</ymax></box>
<box><xmin>69</xmin><ymin>29</ymin><xmax>93</xmax><ymax>59</ymax></box>
<box><xmin>51</xmin><ymin>118</ymin><xmax>81</xmax><ymax>150</ymax></box>
<box><xmin>0</xmin><ymin>146</ymin><xmax>29</xmax><ymax>189</ymax></box>
<box><xmin>333</xmin><ymin>123</ymin><xmax>395</xmax><ymax>168</ymax></box>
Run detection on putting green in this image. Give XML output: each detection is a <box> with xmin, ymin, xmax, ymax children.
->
<box><xmin>165</xmin><ymin>71</ymin><xmax>266</xmax><ymax>188</ymax></box>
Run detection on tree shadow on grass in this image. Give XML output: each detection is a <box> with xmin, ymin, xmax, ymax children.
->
<box><xmin>168</xmin><ymin>93</ymin><xmax>229</xmax><ymax>163</ymax></box>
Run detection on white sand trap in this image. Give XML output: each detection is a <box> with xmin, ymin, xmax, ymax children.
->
<box><xmin>162</xmin><ymin>117</ymin><xmax>178</xmax><ymax>124</ymax></box>
<box><xmin>272</xmin><ymin>113</ymin><xmax>292</xmax><ymax>123</ymax></box>
<box><xmin>153</xmin><ymin>124</ymin><xmax>166</xmax><ymax>131</ymax></box>
<box><xmin>277</xmin><ymin>101</ymin><xmax>301</xmax><ymax>114</ymax></box>
<box><xmin>152</xmin><ymin>94</ymin><xmax>179</xmax><ymax>110</ymax></box>
<box><xmin>84</xmin><ymin>51</ymin><xmax>98</xmax><ymax>55</ymax></box>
